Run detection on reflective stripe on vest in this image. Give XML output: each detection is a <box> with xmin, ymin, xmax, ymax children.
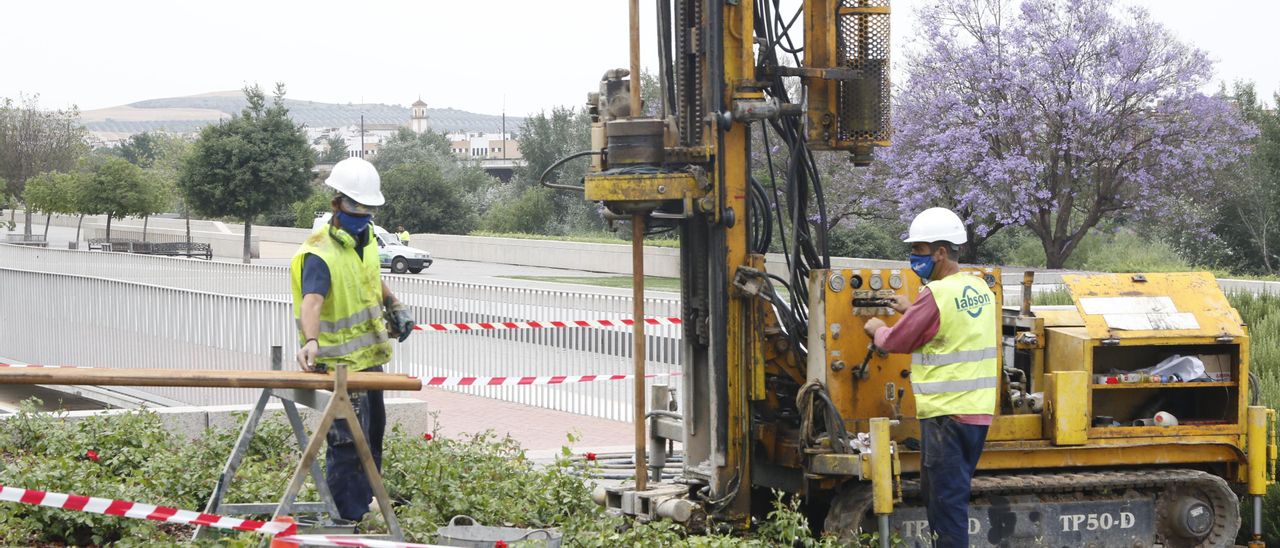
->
<box><xmin>294</xmin><ymin>304</ymin><xmax>383</xmax><ymax>333</ymax></box>
<box><xmin>911</xmin><ymin>347</ymin><xmax>998</xmax><ymax>367</ymax></box>
<box><xmin>911</xmin><ymin>273</ymin><xmax>999</xmax><ymax>419</ymax></box>
<box><xmin>317</xmin><ymin>330</ymin><xmax>389</xmax><ymax>359</ymax></box>
<box><xmin>290</xmin><ymin>225</ymin><xmax>392</xmax><ymax>372</ymax></box>
<box><xmin>913</xmin><ymin>376</ymin><xmax>999</xmax><ymax>395</ymax></box>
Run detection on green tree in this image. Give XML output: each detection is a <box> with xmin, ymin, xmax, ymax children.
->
<box><xmin>179</xmin><ymin>84</ymin><xmax>314</xmax><ymax>263</ymax></box>
<box><xmin>1206</xmin><ymin>83</ymin><xmax>1280</xmax><ymax>274</ymax></box>
<box><xmin>379</xmin><ymin>163</ymin><xmax>476</xmax><ymax>234</ymax></box>
<box><xmin>0</xmin><ymin>95</ymin><xmax>87</xmax><ymax>236</ymax></box>
<box><xmin>480</xmin><ymin>187</ymin><xmax>559</xmax><ymax>234</ymax></box>
<box><xmin>500</xmin><ymin>107</ymin><xmax>601</xmax><ymax>235</ymax></box>
<box><xmin>82</xmin><ymin>158</ymin><xmax>159</xmax><ymax>240</ymax></box>
<box><xmin>317</xmin><ymin>135</ymin><xmax>348</xmax><ymax>163</ymax></box>
<box><xmin>514</xmin><ymin>106</ymin><xmax>591</xmax><ymax>190</ymax></box>
<box><xmin>372</xmin><ymin>128</ymin><xmax>452</xmax><ymax>172</ymax></box>
<box><xmin>373</xmin><ymin>128</ymin><xmax>500</xmax><ymax>225</ymax></box>
<box><xmin>22</xmin><ymin>171</ymin><xmax>81</xmax><ymax>238</ymax></box>
<box><xmin>118</xmin><ymin>132</ymin><xmax>191</xmax><ymax>241</ymax></box>
<box><xmin>116</xmin><ymin>132</ymin><xmax>164</xmax><ymax>168</ymax></box>
<box><xmin>292</xmin><ymin>186</ymin><xmax>332</xmax><ymax>228</ymax></box>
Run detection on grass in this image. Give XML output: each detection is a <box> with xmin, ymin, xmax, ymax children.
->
<box><xmin>469</xmin><ymin>230</ymin><xmax>681</xmax><ymax>248</ymax></box>
<box><xmin>1227</xmin><ymin>291</ymin><xmax>1280</xmax><ymax>411</ymax></box>
<box><xmin>505</xmin><ymin>275</ymin><xmax>684</xmax><ymax>292</ymax></box>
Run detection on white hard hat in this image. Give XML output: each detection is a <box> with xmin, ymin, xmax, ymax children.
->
<box><xmin>325</xmin><ymin>157</ymin><xmax>385</xmax><ymax>206</ymax></box>
<box><xmin>904</xmin><ymin>207</ymin><xmax>968</xmax><ymax>244</ymax></box>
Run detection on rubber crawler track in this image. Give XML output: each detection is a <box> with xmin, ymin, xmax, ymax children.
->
<box><xmin>830</xmin><ymin>469</ymin><xmax>1239</xmax><ymax>547</ymax></box>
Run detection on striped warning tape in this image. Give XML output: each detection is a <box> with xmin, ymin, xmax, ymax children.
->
<box><xmin>413</xmin><ymin>316</ymin><xmax>681</xmax><ymax>332</ymax></box>
<box><xmin>424</xmin><ymin>372</ymin><xmax>678</xmax><ymax>387</ymax></box>
<box><xmin>0</xmin><ymin>362</ymin><xmax>89</xmax><ymax>369</ymax></box>
<box><xmin>0</xmin><ymin>484</ymin><xmax>296</xmax><ymax>536</ymax></box>
<box><xmin>0</xmin><ymin>362</ymin><xmax>679</xmax><ymax>388</ymax></box>
<box><xmin>274</xmin><ymin>534</ymin><xmax>449</xmax><ymax>547</ymax></box>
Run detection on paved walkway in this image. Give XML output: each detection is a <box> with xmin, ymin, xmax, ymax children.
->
<box><xmin>406</xmin><ymin>387</ymin><xmax>636</xmax><ymax>457</ymax></box>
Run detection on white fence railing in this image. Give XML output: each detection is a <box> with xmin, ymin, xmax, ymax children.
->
<box><xmin>0</xmin><ymin>245</ymin><xmax>682</xmax><ymax>422</ymax></box>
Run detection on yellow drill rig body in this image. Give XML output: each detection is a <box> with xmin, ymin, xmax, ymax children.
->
<box><xmin>550</xmin><ymin>1</ymin><xmax>1276</xmax><ymax>546</ymax></box>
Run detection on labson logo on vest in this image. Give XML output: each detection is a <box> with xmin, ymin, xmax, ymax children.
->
<box><xmin>954</xmin><ymin>286</ymin><xmax>992</xmax><ymax>318</ymax></box>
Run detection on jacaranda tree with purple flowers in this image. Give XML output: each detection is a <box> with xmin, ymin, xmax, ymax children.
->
<box><xmin>879</xmin><ymin>0</ymin><xmax>1253</xmax><ymax>267</ymax></box>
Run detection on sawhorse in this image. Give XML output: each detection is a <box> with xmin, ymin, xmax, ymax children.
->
<box><xmin>197</xmin><ymin>347</ymin><xmax>403</xmax><ymax>540</ymax></box>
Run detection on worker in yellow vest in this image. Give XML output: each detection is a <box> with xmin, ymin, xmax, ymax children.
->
<box><xmin>396</xmin><ymin>226</ymin><xmax>410</xmax><ymax>245</ymax></box>
<box><xmin>291</xmin><ymin>156</ymin><xmax>416</xmax><ymax>521</ymax></box>
<box><xmin>862</xmin><ymin>207</ymin><xmax>997</xmax><ymax>548</ymax></box>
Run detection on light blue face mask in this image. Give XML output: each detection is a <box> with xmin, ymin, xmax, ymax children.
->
<box><xmin>909</xmin><ymin>253</ymin><xmax>936</xmax><ymax>282</ymax></box>
<box><xmin>336</xmin><ymin>210</ymin><xmax>372</xmax><ymax>235</ymax></box>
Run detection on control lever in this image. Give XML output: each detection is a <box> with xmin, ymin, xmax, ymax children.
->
<box><xmin>853</xmin><ymin>297</ymin><xmax>895</xmax><ymax>308</ymax></box>
<box><xmin>855</xmin><ymin>343</ymin><xmax>888</xmax><ymax>380</ymax></box>
<box><xmin>885</xmin><ymin>383</ymin><xmax>905</xmax><ymax>419</ymax></box>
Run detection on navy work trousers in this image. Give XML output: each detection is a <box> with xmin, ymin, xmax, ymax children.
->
<box><xmin>919</xmin><ymin>415</ymin><xmax>988</xmax><ymax>548</ymax></box>
<box><xmin>325</xmin><ymin>365</ymin><xmax>386</xmax><ymax>521</ymax></box>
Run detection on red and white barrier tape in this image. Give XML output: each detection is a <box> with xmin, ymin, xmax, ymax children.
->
<box><xmin>274</xmin><ymin>534</ymin><xmax>449</xmax><ymax>547</ymax></box>
<box><xmin>424</xmin><ymin>372</ymin><xmax>678</xmax><ymax>387</ymax></box>
<box><xmin>0</xmin><ymin>484</ymin><xmax>296</xmax><ymax>537</ymax></box>
<box><xmin>414</xmin><ymin>316</ymin><xmax>681</xmax><ymax>332</ymax></box>
<box><xmin>0</xmin><ymin>362</ymin><xmax>89</xmax><ymax>369</ymax></box>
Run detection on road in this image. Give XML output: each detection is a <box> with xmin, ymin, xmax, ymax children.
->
<box><xmin>18</xmin><ymin>222</ymin><xmax>678</xmax><ymax>297</ymax></box>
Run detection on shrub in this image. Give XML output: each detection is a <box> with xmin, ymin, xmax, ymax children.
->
<box><xmin>826</xmin><ymin>221</ymin><xmax>905</xmax><ymax>260</ymax></box>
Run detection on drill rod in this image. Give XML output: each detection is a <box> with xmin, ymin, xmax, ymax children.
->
<box><xmin>632</xmin><ymin>213</ymin><xmax>648</xmax><ymax>491</ymax></box>
<box><xmin>628</xmin><ymin>0</ymin><xmax>642</xmax><ymax>118</ymax></box>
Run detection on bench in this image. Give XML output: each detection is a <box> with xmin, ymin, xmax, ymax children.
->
<box><xmin>86</xmin><ymin>238</ymin><xmax>142</xmax><ymax>252</ymax></box>
<box><xmin>145</xmin><ymin>242</ymin><xmax>213</xmax><ymax>260</ymax></box>
<box><xmin>85</xmin><ymin>238</ymin><xmax>212</xmax><ymax>259</ymax></box>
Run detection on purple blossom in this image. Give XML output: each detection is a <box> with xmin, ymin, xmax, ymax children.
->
<box><xmin>864</xmin><ymin>0</ymin><xmax>1254</xmax><ymax>267</ymax></box>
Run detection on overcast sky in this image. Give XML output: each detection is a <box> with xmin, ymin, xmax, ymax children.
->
<box><xmin>3</xmin><ymin>1</ymin><xmax>1276</xmax><ymax>116</ymax></box>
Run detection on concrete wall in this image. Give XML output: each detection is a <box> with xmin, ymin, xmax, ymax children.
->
<box><xmin>0</xmin><ymin>398</ymin><xmax>429</xmax><ymax>441</ymax></box>
<box><xmin>417</xmin><ymin>233</ymin><xmax>684</xmax><ymax>277</ymax></box>
<box><xmin>10</xmin><ymin>208</ymin><xmax>1280</xmax><ymax>294</ymax></box>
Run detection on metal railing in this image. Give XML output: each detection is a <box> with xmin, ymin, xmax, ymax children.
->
<box><xmin>0</xmin><ymin>244</ymin><xmax>682</xmax><ymax>421</ymax></box>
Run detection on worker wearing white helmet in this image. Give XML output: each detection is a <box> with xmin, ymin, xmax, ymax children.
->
<box><xmin>862</xmin><ymin>207</ymin><xmax>996</xmax><ymax>548</ymax></box>
<box><xmin>289</xmin><ymin>157</ymin><xmax>415</xmax><ymax>521</ymax></box>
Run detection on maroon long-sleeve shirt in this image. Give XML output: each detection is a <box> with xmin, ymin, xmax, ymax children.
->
<box><xmin>872</xmin><ymin>287</ymin><xmax>993</xmax><ymax>426</ymax></box>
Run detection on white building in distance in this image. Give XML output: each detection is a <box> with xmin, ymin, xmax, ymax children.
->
<box><xmin>307</xmin><ymin>97</ymin><xmax>522</xmax><ymax>172</ymax></box>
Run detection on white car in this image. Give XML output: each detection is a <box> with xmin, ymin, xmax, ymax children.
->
<box><xmin>312</xmin><ymin>213</ymin><xmax>433</xmax><ymax>274</ymax></box>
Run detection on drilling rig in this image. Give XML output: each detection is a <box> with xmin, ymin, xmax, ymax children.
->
<box><xmin>541</xmin><ymin>1</ymin><xmax>1277</xmax><ymax>545</ymax></box>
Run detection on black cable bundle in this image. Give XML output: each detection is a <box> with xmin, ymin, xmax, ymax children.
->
<box><xmin>745</xmin><ymin>0</ymin><xmax>833</xmax><ymax>355</ymax></box>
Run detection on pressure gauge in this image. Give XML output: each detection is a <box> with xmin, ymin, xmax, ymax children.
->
<box><xmin>868</xmin><ymin>274</ymin><xmax>883</xmax><ymax>290</ymax></box>
<box><xmin>984</xmin><ymin>273</ymin><xmax>997</xmax><ymax>287</ymax></box>
<box><xmin>850</xmin><ymin>275</ymin><xmax>863</xmax><ymax>289</ymax></box>
<box><xmin>888</xmin><ymin>273</ymin><xmax>903</xmax><ymax>290</ymax></box>
<box><xmin>828</xmin><ymin>272</ymin><xmax>845</xmax><ymax>292</ymax></box>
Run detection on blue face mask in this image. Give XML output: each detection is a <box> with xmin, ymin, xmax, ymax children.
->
<box><xmin>336</xmin><ymin>210</ymin><xmax>372</xmax><ymax>235</ymax></box>
<box><xmin>909</xmin><ymin>253</ymin><xmax>936</xmax><ymax>282</ymax></box>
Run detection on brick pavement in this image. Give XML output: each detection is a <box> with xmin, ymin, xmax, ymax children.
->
<box><xmin>405</xmin><ymin>387</ymin><xmax>636</xmax><ymax>456</ymax></box>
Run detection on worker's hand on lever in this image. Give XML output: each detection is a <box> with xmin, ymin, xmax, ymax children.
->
<box><xmin>297</xmin><ymin>339</ymin><xmax>319</xmax><ymax>371</ymax></box>
<box><xmin>384</xmin><ymin>299</ymin><xmax>415</xmax><ymax>342</ymax></box>
<box><xmin>864</xmin><ymin>317</ymin><xmax>887</xmax><ymax>338</ymax></box>
<box><xmin>890</xmin><ymin>295</ymin><xmax>911</xmax><ymax>313</ymax></box>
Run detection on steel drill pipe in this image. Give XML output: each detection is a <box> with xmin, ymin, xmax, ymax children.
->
<box><xmin>633</xmin><ymin>213</ymin><xmax>648</xmax><ymax>491</ymax></box>
<box><xmin>0</xmin><ymin>367</ymin><xmax>422</xmax><ymax>391</ymax></box>
<box><xmin>628</xmin><ymin>0</ymin><xmax>642</xmax><ymax>118</ymax></box>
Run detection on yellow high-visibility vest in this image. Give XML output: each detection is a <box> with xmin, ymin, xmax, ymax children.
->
<box><xmin>911</xmin><ymin>273</ymin><xmax>998</xmax><ymax>418</ymax></box>
<box><xmin>290</xmin><ymin>225</ymin><xmax>392</xmax><ymax>371</ymax></box>
<box><xmin>398</xmin><ymin>231</ymin><xmax>410</xmax><ymax>244</ymax></box>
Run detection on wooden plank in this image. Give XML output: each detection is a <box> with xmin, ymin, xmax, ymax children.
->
<box><xmin>0</xmin><ymin>367</ymin><xmax>421</xmax><ymax>391</ymax></box>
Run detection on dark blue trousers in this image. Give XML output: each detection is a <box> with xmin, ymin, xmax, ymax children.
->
<box><xmin>919</xmin><ymin>415</ymin><xmax>988</xmax><ymax>548</ymax></box>
<box><xmin>325</xmin><ymin>365</ymin><xmax>385</xmax><ymax>521</ymax></box>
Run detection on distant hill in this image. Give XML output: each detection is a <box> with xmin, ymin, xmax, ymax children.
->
<box><xmin>80</xmin><ymin>92</ymin><xmax>524</xmax><ymax>138</ymax></box>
